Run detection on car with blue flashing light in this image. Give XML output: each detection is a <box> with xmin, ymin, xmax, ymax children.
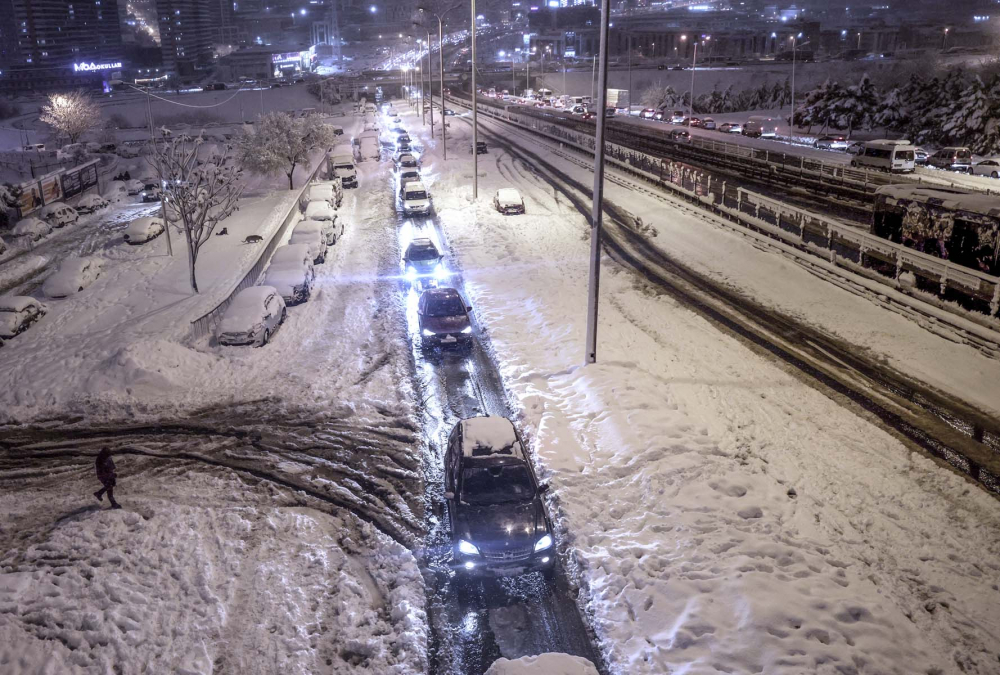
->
<box><xmin>401</xmin><ymin>238</ymin><xmax>444</xmax><ymax>285</ymax></box>
<box><xmin>417</xmin><ymin>287</ymin><xmax>472</xmax><ymax>347</ymax></box>
<box><xmin>443</xmin><ymin>415</ymin><xmax>555</xmax><ymax>579</ymax></box>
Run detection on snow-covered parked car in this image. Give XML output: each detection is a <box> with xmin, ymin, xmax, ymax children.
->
<box><xmin>217</xmin><ymin>285</ymin><xmax>286</xmax><ymax>347</ymax></box>
<box><xmin>299</xmin><ymin>217</ymin><xmax>339</xmax><ymax>247</ymax></box>
<box><xmin>271</xmin><ymin>244</ymin><xmax>317</xmax><ymax>271</ymax></box>
<box><xmin>493</xmin><ymin>188</ymin><xmax>525</xmax><ymax>215</ymax></box>
<box><xmin>12</xmin><ymin>217</ymin><xmax>51</xmax><ymax>241</ymax></box>
<box><xmin>104</xmin><ymin>180</ymin><xmax>129</xmax><ymax>202</ymax></box>
<box><xmin>75</xmin><ymin>193</ymin><xmax>109</xmax><ymax>214</ymax></box>
<box><xmin>418</xmin><ymin>287</ymin><xmax>473</xmax><ymax>347</ymax></box>
<box><xmin>304</xmin><ymin>200</ymin><xmax>336</xmax><ymax>224</ymax></box>
<box><xmin>306</xmin><ymin>183</ymin><xmax>342</xmax><ymax>210</ymax></box>
<box><xmin>40</xmin><ymin>202</ymin><xmax>78</xmax><ymax>228</ymax></box>
<box><xmin>263</xmin><ymin>258</ymin><xmax>314</xmax><ymax>305</ymax></box>
<box><xmin>125</xmin><ymin>179</ymin><xmax>146</xmax><ymax>195</ymax></box>
<box><xmin>289</xmin><ymin>223</ymin><xmax>327</xmax><ymax>263</ymax></box>
<box><xmin>444</xmin><ymin>415</ymin><xmax>556</xmax><ymax>578</ymax></box>
<box><xmin>0</xmin><ymin>295</ymin><xmax>47</xmax><ymax>340</ymax></box>
<box><xmin>43</xmin><ymin>256</ymin><xmax>104</xmax><ymax>298</ymax></box>
<box><xmin>123</xmin><ymin>216</ymin><xmax>165</xmax><ymax>245</ymax></box>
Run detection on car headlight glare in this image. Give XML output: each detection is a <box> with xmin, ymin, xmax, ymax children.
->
<box><xmin>460</xmin><ymin>326</ymin><xmax>472</xmax><ymax>334</ymax></box>
<box><xmin>433</xmin><ymin>263</ymin><xmax>447</xmax><ymax>279</ymax></box>
<box><xmin>422</xmin><ymin>329</ymin><xmax>435</xmax><ymax>337</ymax></box>
<box><xmin>404</xmin><ymin>266</ymin><xmax>417</xmax><ymax>280</ymax></box>
<box><xmin>534</xmin><ymin>534</ymin><xmax>553</xmax><ymax>552</ymax></box>
<box><xmin>458</xmin><ymin>539</ymin><xmax>479</xmax><ymax>556</ymax></box>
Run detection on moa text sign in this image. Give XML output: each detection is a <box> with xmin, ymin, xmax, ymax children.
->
<box><xmin>72</xmin><ymin>61</ymin><xmax>122</xmax><ymax>72</ymax></box>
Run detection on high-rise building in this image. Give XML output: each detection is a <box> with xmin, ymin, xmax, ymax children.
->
<box><xmin>0</xmin><ymin>0</ymin><xmax>125</xmax><ymax>93</ymax></box>
<box><xmin>157</xmin><ymin>0</ymin><xmax>215</xmax><ymax>75</ymax></box>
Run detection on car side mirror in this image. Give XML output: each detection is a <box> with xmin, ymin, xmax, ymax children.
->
<box><xmin>538</xmin><ymin>483</ymin><xmax>550</xmax><ymax>493</ymax></box>
<box><xmin>466</xmin><ymin>306</ymin><xmax>473</xmax><ymax>312</ymax></box>
<box><xmin>443</xmin><ymin>491</ymin><xmax>455</xmax><ymax>500</ymax></box>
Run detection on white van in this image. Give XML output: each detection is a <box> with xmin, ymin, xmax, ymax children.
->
<box><xmin>39</xmin><ymin>202</ymin><xmax>79</xmax><ymax>228</ymax></box>
<box><xmin>401</xmin><ymin>181</ymin><xmax>431</xmax><ymax>216</ymax></box>
<box><xmin>330</xmin><ymin>153</ymin><xmax>358</xmax><ymax>188</ymax></box>
<box><xmin>742</xmin><ymin>116</ymin><xmax>781</xmax><ymax>138</ymax></box>
<box><xmin>850</xmin><ymin>140</ymin><xmax>916</xmax><ymax>173</ymax></box>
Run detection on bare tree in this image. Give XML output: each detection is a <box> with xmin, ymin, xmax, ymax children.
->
<box><xmin>236</xmin><ymin>112</ymin><xmax>337</xmax><ymax>189</ymax></box>
<box><xmin>150</xmin><ymin>132</ymin><xmax>244</xmax><ymax>293</ymax></box>
<box><xmin>39</xmin><ymin>91</ymin><xmax>101</xmax><ymax>144</ymax></box>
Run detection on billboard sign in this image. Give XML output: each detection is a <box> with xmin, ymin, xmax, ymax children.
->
<box><xmin>17</xmin><ymin>183</ymin><xmax>43</xmax><ymax>217</ymax></box>
<box><xmin>40</xmin><ymin>173</ymin><xmax>63</xmax><ymax>204</ymax></box>
<box><xmin>72</xmin><ymin>61</ymin><xmax>122</xmax><ymax>72</ymax></box>
<box><xmin>61</xmin><ymin>161</ymin><xmax>99</xmax><ymax>199</ymax></box>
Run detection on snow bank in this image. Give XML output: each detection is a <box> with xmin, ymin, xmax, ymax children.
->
<box><xmin>0</xmin><ymin>471</ymin><xmax>427</xmax><ymax>675</ymax></box>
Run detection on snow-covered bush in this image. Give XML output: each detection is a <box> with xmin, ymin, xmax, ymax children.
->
<box><xmin>235</xmin><ymin>112</ymin><xmax>337</xmax><ymax>190</ymax></box>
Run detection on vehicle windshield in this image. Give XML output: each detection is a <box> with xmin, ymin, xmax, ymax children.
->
<box><xmin>461</xmin><ymin>465</ymin><xmax>535</xmax><ymax>504</ymax></box>
<box><xmin>406</xmin><ymin>190</ymin><xmax>427</xmax><ymax>200</ymax></box>
<box><xmin>426</xmin><ymin>293</ymin><xmax>466</xmax><ymax>317</ymax></box>
<box><xmin>407</xmin><ymin>244</ymin><xmax>438</xmax><ymax>261</ymax></box>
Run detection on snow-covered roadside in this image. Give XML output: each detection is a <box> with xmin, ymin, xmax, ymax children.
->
<box><xmin>0</xmin><ymin>145</ymin><xmax>328</xmax><ymax>421</ymax></box>
<box><xmin>413</xmin><ymin>116</ymin><xmax>1000</xmax><ymax>674</ymax></box>
<box><xmin>464</xmin><ymin>108</ymin><xmax>1000</xmax><ymax>418</ymax></box>
<box><xmin>0</xmin><ymin>463</ymin><xmax>426</xmax><ymax>675</ymax></box>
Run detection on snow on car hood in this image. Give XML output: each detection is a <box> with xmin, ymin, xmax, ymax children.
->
<box><xmin>495</xmin><ymin>189</ymin><xmax>523</xmax><ymax>207</ymax></box>
<box><xmin>455</xmin><ymin>499</ymin><xmax>543</xmax><ymax>549</ymax></box>
<box><xmin>422</xmin><ymin>313</ymin><xmax>470</xmax><ymax>334</ymax></box>
<box><xmin>43</xmin><ymin>258</ymin><xmax>101</xmax><ymax>297</ymax></box>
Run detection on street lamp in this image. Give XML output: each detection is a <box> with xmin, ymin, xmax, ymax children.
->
<box><xmin>585</xmin><ymin>0</ymin><xmax>613</xmax><ymax>364</ymax></box>
<box><xmin>688</xmin><ymin>36</ymin><xmax>708</xmax><ymax>126</ymax></box>
<box><xmin>789</xmin><ymin>34</ymin><xmax>810</xmax><ymax>138</ymax></box>
<box><xmin>942</xmin><ymin>27</ymin><xmax>950</xmax><ymax>50</ymax></box>
<box><xmin>419</xmin><ymin>5</ymin><xmax>460</xmax><ymax>160</ymax></box>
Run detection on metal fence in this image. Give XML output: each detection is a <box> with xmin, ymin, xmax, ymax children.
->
<box><xmin>470</xmin><ymin>100</ymin><xmax>1000</xmax><ymax>325</ymax></box>
<box><xmin>189</xmin><ymin>152</ymin><xmax>329</xmax><ymax>340</ymax></box>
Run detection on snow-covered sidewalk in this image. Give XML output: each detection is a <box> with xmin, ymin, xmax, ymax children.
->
<box><xmin>1</xmin><ymin>135</ymin><xmax>430</xmax><ymax>674</ymax></box>
<box><xmin>412</xmin><ymin>111</ymin><xmax>1000</xmax><ymax>674</ymax></box>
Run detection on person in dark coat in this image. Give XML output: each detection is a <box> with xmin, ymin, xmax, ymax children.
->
<box><xmin>94</xmin><ymin>447</ymin><xmax>122</xmax><ymax>509</ymax></box>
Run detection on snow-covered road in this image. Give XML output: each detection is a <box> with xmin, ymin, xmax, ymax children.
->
<box><xmin>411</xmin><ymin>103</ymin><xmax>1000</xmax><ymax>674</ymax></box>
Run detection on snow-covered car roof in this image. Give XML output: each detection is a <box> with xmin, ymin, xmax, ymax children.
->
<box><xmin>403</xmin><ymin>181</ymin><xmax>428</xmax><ymax>194</ymax></box>
<box><xmin>40</xmin><ymin>201</ymin><xmax>71</xmax><ymax>216</ymax></box>
<box><xmin>484</xmin><ymin>654</ymin><xmax>600</xmax><ymax>675</ymax></box>
<box><xmin>304</xmin><ymin>201</ymin><xmax>334</xmax><ymax>218</ymax></box>
<box><xmin>271</xmin><ymin>244</ymin><xmax>313</xmax><ymax>266</ymax></box>
<box><xmin>0</xmin><ymin>295</ymin><xmax>44</xmax><ymax>313</ymax></box>
<box><xmin>297</xmin><ymin>218</ymin><xmax>329</xmax><ymax>231</ymax></box>
<box><xmin>495</xmin><ymin>188</ymin><xmax>523</xmax><ymax>206</ymax></box>
<box><xmin>125</xmin><ymin>216</ymin><xmax>164</xmax><ymax>236</ymax></box>
<box><xmin>263</xmin><ymin>264</ymin><xmax>309</xmax><ymax>295</ymax></box>
<box><xmin>43</xmin><ymin>257</ymin><xmax>103</xmax><ymax>297</ymax></box>
<box><xmin>309</xmin><ymin>184</ymin><xmax>335</xmax><ymax>198</ymax></box>
<box><xmin>220</xmin><ymin>286</ymin><xmax>276</xmax><ymax>333</ymax></box>
<box><xmin>460</xmin><ymin>416</ymin><xmax>521</xmax><ymax>458</ymax></box>
<box><xmin>13</xmin><ymin>218</ymin><xmax>49</xmax><ymax>235</ymax></box>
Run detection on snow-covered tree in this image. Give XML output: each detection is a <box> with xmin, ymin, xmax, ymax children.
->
<box><xmin>0</xmin><ymin>183</ymin><xmax>21</xmax><ymax>229</ymax></box>
<box><xmin>831</xmin><ymin>73</ymin><xmax>878</xmax><ymax>136</ymax></box>
<box><xmin>150</xmin><ymin>133</ymin><xmax>244</xmax><ymax>293</ymax></box>
<box><xmin>236</xmin><ymin>112</ymin><xmax>337</xmax><ymax>190</ymax></box>
<box><xmin>38</xmin><ymin>91</ymin><xmax>101</xmax><ymax>144</ymax></box>
<box><xmin>873</xmin><ymin>86</ymin><xmax>907</xmax><ymax>134</ymax></box>
<box><xmin>640</xmin><ymin>84</ymin><xmax>683</xmax><ymax>111</ymax></box>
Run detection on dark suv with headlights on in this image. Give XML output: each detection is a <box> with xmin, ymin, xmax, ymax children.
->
<box><xmin>418</xmin><ymin>287</ymin><xmax>472</xmax><ymax>347</ymax></box>
<box><xmin>444</xmin><ymin>416</ymin><xmax>555</xmax><ymax>578</ymax></box>
<box><xmin>402</xmin><ymin>238</ymin><xmax>444</xmax><ymax>286</ymax></box>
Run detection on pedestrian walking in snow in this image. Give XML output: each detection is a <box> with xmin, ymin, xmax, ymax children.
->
<box><xmin>93</xmin><ymin>447</ymin><xmax>122</xmax><ymax>509</ymax></box>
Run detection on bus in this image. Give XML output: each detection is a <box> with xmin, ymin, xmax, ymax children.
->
<box><xmin>850</xmin><ymin>139</ymin><xmax>916</xmax><ymax>173</ymax></box>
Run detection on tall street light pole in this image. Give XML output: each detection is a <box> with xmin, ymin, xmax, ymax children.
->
<box><xmin>627</xmin><ymin>33</ymin><xmax>633</xmax><ymax>115</ymax></box>
<box><xmin>420</xmin><ymin>6</ymin><xmax>454</xmax><ymax>159</ymax></box>
<box><xmin>689</xmin><ymin>41</ymin><xmax>697</xmax><ymax>125</ymax></box>
<box><xmin>790</xmin><ymin>34</ymin><xmax>809</xmax><ymax>138</ymax></box>
<box><xmin>585</xmin><ymin>0</ymin><xmax>612</xmax><ymax>364</ymax></box>
<box><xmin>471</xmin><ymin>0</ymin><xmax>478</xmax><ymax>199</ymax></box>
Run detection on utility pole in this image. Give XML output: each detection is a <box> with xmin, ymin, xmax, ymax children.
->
<box><xmin>585</xmin><ymin>0</ymin><xmax>611</xmax><ymax>364</ymax></box>
<box><xmin>471</xmin><ymin>0</ymin><xmax>478</xmax><ymax>199</ymax></box>
<box><xmin>591</xmin><ymin>55</ymin><xmax>596</xmax><ymax>104</ymax></box>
